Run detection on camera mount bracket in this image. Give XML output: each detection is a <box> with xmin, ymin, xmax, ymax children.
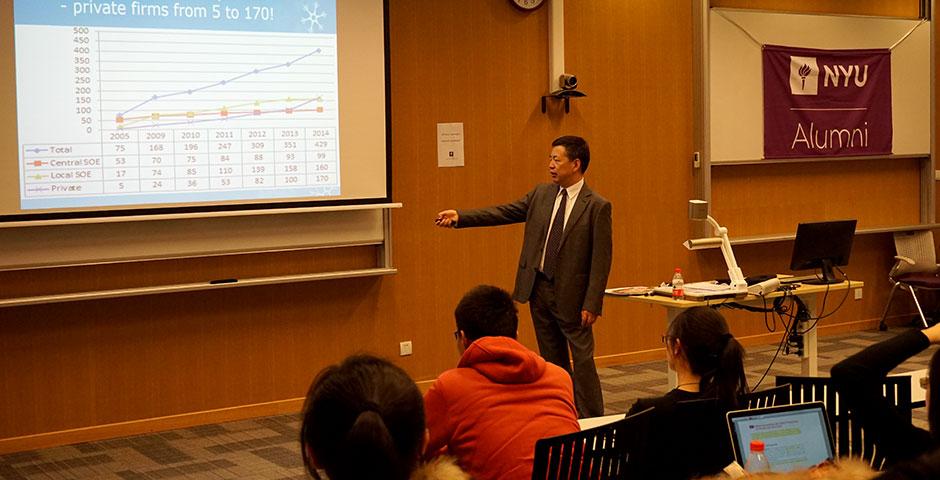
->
<box><xmin>540</xmin><ymin>89</ymin><xmax>586</xmax><ymax>114</ymax></box>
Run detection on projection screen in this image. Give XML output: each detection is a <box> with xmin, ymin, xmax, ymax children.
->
<box><xmin>1</xmin><ymin>0</ymin><xmax>389</xmax><ymax>223</ymax></box>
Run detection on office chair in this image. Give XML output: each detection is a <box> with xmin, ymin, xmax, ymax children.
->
<box><xmin>879</xmin><ymin>230</ymin><xmax>940</xmax><ymax>330</ymax></box>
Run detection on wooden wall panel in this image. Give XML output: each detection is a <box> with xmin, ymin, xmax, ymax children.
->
<box><xmin>712</xmin><ymin>159</ymin><xmax>923</xmax><ymax>237</ymax></box>
<box><xmin>0</xmin><ymin>277</ymin><xmax>384</xmax><ymax>435</ymax></box>
<box><xmin>0</xmin><ymin>246</ymin><xmax>377</xmax><ymax>299</ymax></box>
<box><xmin>563</xmin><ymin>0</ymin><xmax>697</xmax><ymax>360</ymax></box>
<box><xmin>0</xmin><ymin>0</ymin><xmax>931</xmax><ymax>450</ymax></box>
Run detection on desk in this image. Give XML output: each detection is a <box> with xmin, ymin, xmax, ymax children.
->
<box><xmin>611</xmin><ymin>281</ymin><xmax>862</xmax><ymax>388</ymax></box>
<box><xmin>890</xmin><ymin>368</ymin><xmax>927</xmax><ymax>408</ymax></box>
<box><xmin>578</xmin><ymin>413</ymin><xmax>625</xmax><ymax>430</ymax></box>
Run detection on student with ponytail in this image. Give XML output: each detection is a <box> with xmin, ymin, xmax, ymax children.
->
<box><xmin>300</xmin><ymin>354</ymin><xmax>468</xmax><ymax>480</ymax></box>
<box><xmin>627</xmin><ymin>307</ymin><xmax>748</xmax><ymax>480</ymax></box>
<box><xmin>628</xmin><ymin>306</ymin><xmax>749</xmax><ymax>414</ymax></box>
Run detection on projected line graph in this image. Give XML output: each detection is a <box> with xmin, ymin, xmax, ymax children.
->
<box><xmin>116</xmin><ymin>48</ymin><xmax>322</xmax><ymax>121</ymax></box>
<box><xmin>98</xmin><ymin>30</ymin><xmax>338</xmax><ymax>131</ymax></box>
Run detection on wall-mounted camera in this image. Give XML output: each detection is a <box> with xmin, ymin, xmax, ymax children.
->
<box><xmin>549</xmin><ymin>74</ymin><xmax>585</xmax><ymax>99</ymax></box>
<box><xmin>559</xmin><ymin>74</ymin><xmax>578</xmax><ymax>91</ymax></box>
<box><xmin>542</xmin><ymin>73</ymin><xmax>586</xmax><ymax>114</ymax></box>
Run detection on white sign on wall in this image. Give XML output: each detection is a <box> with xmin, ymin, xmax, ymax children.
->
<box><xmin>437</xmin><ymin>122</ymin><xmax>464</xmax><ymax>167</ymax></box>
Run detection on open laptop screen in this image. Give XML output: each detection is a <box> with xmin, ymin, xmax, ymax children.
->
<box><xmin>727</xmin><ymin>402</ymin><xmax>834</xmax><ymax>473</ymax></box>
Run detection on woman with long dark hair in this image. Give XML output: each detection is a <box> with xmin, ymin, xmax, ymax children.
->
<box><xmin>300</xmin><ymin>354</ymin><xmax>468</xmax><ymax>480</ymax></box>
<box><xmin>629</xmin><ymin>306</ymin><xmax>749</xmax><ymax>414</ymax></box>
<box><xmin>626</xmin><ymin>306</ymin><xmax>748</xmax><ymax>479</ymax></box>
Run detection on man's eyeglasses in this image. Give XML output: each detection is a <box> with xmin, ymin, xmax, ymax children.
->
<box><xmin>453</xmin><ymin>330</ymin><xmax>460</xmax><ymax>341</ymax></box>
<box><xmin>661</xmin><ymin>335</ymin><xmax>672</xmax><ymax>344</ymax></box>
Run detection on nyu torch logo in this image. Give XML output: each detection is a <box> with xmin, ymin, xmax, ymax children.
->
<box><xmin>789</xmin><ymin>56</ymin><xmax>818</xmax><ymax>95</ymax></box>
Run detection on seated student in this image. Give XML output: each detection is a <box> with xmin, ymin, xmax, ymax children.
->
<box><xmin>628</xmin><ymin>306</ymin><xmax>749</xmax><ymax>413</ymax></box>
<box><xmin>423</xmin><ymin>285</ymin><xmax>580</xmax><ymax>480</ymax></box>
<box><xmin>831</xmin><ymin>322</ymin><xmax>940</xmax><ymax>478</ymax></box>
<box><xmin>300</xmin><ymin>354</ymin><xmax>469</xmax><ymax>480</ymax></box>
<box><xmin>628</xmin><ymin>306</ymin><xmax>749</xmax><ymax>480</ymax></box>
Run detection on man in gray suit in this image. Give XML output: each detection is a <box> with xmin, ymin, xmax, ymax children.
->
<box><xmin>435</xmin><ymin>135</ymin><xmax>612</xmax><ymax>417</ymax></box>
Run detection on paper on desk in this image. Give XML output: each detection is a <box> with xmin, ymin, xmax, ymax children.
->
<box><xmin>683</xmin><ymin>281</ymin><xmax>733</xmax><ymax>292</ymax></box>
<box><xmin>605</xmin><ymin>286</ymin><xmax>654</xmax><ymax>296</ymax></box>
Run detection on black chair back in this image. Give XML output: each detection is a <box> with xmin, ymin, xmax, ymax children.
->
<box><xmin>741</xmin><ymin>384</ymin><xmax>792</xmax><ymax>409</ymax></box>
<box><xmin>775</xmin><ymin>375</ymin><xmax>912</xmax><ymax>469</ymax></box>
<box><xmin>531</xmin><ymin>407</ymin><xmax>654</xmax><ymax>480</ymax></box>
<box><xmin>640</xmin><ymin>398</ymin><xmax>734</xmax><ymax>480</ymax></box>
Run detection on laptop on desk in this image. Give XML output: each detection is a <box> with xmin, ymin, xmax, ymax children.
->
<box><xmin>726</xmin><ymin>402</ymin><xmax>834</xmax><ymax>473</ymax></box>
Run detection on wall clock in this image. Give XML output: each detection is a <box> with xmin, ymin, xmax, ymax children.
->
<box><xmin>512</xmin><ymin>0</ymin><xmax>545</xmax><ymax>11</ymax></box>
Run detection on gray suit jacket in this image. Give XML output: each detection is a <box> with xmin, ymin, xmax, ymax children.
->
<box><xmin>457</xmin><ymin>183</ymin><xmax>613</xmax><ymax>320</ymax></box>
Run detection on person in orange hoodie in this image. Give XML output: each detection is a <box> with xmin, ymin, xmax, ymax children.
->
<box><xmin>424</xmin><ymin>285</ymin><xmax>581</xmax><ymax>480</ymax></box>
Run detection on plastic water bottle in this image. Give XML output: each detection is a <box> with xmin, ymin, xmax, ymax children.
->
<box><xmin>671</xmin><ymin>268</ymin><xmax>685</xmax><ymax>300</ymax></box>
<box><xmin>745</xmin><ymin>440</ymin><xmax>771</xmax><ymax>473</ymax></box>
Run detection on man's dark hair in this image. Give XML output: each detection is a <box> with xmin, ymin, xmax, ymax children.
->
<box><xmin>455</xmin><ymin>285</ymin><xmax>518</xmax><ymax>342</ymax></box>
<box><xmin>552</xmin><ymin>135</ymin><xmax>590</xmax><ymax>173</ymax></box>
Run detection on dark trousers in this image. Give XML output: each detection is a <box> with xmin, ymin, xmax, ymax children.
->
<box><xmin>530</xmin><ymin>274</ymin><xmax>604</xmax><ymax>417</ymax></box>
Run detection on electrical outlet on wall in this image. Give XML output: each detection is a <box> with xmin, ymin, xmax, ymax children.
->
<box><xmin>854</xmin><ymin>288</ymin><xmax>863</xmax><ymax>300</ymax></box>
<box><xmin>399</xmin><ymin>341</ymin><xmax>413</xmax><ymax>356</ymax></box>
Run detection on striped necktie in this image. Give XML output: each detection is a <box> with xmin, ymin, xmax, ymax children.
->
<box><xmin>542</xmin><ymin>189</ymin><xmax>568</xmax><ymax>279</ymax></box>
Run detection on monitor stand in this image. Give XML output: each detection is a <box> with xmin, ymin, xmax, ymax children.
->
<box><xmin>803</xmin><ymin>259</ymin><xmax>841</xmax><ymax>285</ymax></box>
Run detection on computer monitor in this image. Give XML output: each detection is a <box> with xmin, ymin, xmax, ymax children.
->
<box><xmin>789</xmin><ymin>219</ymin><xmax>857</xmax><ymax>285</ymax></box>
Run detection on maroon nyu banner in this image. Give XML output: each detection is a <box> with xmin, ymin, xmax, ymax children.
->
<box><xmin>762</xmin><ymin>45</ymin><xmax>892</xmax><ymax>159</ymax></box>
